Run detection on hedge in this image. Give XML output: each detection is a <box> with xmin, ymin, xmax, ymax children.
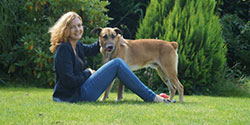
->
<box><xmin>0</xmin><ymin>0</ymin><xmax>111</xmax><ymax>87</ymax></box>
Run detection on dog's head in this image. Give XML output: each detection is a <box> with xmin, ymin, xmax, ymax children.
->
<box><xmin>91</xmin><ymin>27</ymin><xmax>123</xmax><ymax>53</ymax></box>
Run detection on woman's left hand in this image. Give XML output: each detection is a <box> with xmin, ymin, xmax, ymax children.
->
<box><xmin>87</xmin><ymin>68</ymin><xmax>96</xmax><ymax>74</ymax></box>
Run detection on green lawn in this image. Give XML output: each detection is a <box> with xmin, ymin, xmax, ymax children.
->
<box><xmin>0</xmin><ymin>87</ymin><xmax>249</xmax><ymax>124</ymax></box>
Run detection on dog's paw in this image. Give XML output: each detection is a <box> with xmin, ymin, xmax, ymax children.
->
<box><xmin>100</xmin><ymin>96</ymin><xmax>109</xmax><ymax>101</ymax></box>
<box><xmin>115</xmin><ymin>98</ymin><xmax>122</xmax><ymax>102</ymax></box>
<box><xmin>163</xmin><ymin>99</ymin><xmax>176</xmax><ymax>103</ymax></box>
<box><xmin>171</xmin><ymin>100</ymin><xmax>176</xmax><ymax>103</ymax></box>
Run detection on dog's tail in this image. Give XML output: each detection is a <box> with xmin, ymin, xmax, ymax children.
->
<box><xmin>170</xmin><ymin>42</ymin><xmax>178</xmax><ymax>50</ymax></box>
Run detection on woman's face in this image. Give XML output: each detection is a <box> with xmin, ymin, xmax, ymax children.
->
<box><xmin>68</xmin><ymin>17</ymin><xmax>83</xmax><ymax>42</ymax></box>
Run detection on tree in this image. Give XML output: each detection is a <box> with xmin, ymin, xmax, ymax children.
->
<box><xmin>220</xmin><ymin>14</ymin><xmax>250</xmax><ymax>75</ymax></box>
<box><xmin>137</xmin><ymin>0</ymin><xmax>227</xmax><ymax>94</ymax></box>
<box><xmin>0</xmin><ymin>0</ymin><xmax>110</xmax><ymax>87</ymax></box>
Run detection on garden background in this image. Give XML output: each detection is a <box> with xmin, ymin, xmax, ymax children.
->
<box><xmin>0</xmin><ymin>0</ymin><xmax>249</xmax><ymax>96</ymax></box>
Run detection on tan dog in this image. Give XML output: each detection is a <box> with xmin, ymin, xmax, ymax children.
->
<box><xmin>91</xmin><ymin>27</ymin><xmax>184</xmax><ymax>102</ymax></box>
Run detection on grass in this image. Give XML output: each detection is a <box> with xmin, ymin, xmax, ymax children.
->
<box><xmin>0</xmin><ymin>87</ymin><xmax>249</xmax><ymax>124</ymax></box>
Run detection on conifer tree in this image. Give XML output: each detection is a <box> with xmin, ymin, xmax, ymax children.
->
<box><xmin>137</xmin><ymin>0</ymin><xmax>227</xmax><ymax>94</ymax></box>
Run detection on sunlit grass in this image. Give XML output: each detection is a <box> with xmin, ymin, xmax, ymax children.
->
<box><xmin>0</xmin><ymin>87</ymin><xmax>249</xmax><ymax>124</ymax></box>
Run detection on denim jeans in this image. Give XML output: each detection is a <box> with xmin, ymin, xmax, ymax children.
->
<box><xmin>80</xmin><ymin>58</ymin><xmax>156</xmax><ymax>102</ymax></box>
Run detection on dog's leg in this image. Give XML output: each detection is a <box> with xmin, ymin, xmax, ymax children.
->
<box><xmin>176</xmin><ymin>79</ymin><xmax>184</xmax><ymax>102</ymax></box>
<box><xmin>156</xmin><ymin>67</ymin><xmax>176</xmax><ymax>101</ymax></box>
<box><xmin>164</xmin><ymin>67</ymin><xmax>184</xmax><ymax>102</ymax></box>
<box><xmin>116</xmin><ymin>80</ymin><xmax>124</xmax><ymax>101</ymax></box>
<box><xmin>167</xmin><ymin>74</ymin><xmax>184</xmax><ymax>102</ymax></box>
<box><xmin>166</xmin><ymin>78</ymin><xmax>177</xmax><ymax>101</ymax></box>
<box><xmin>100</xmin><ymin>79</ymin><xmax>115</xmax><ymax>101</ymax></box>
<box><xmin>159</xmin><ymin>50</ymin><xmax>184</xmax><ymax>102</ymax></box>
<box><xmin>159</xmin><ymin>64</ymin><xmax>184</xmax><ymax>102</ymax></box>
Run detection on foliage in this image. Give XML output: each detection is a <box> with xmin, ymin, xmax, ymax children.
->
<box><xmin>106</xmin><ymin>0</ymin><xmax>150</xmax><ymax>39</ymax></box>
<box><xmin>216</xmin><ymin>68</ymin><xmax>250</xmax><ymax>97</ymax></box>
<box><xmin>136</xmin><ymin>0</ymin><xmax>227</xmax><ymax>95</ymax></box>
<box><xmin>216</xmin><ymin>0</ymin><xmax>249</xmax><ymax>21</ymax></box>
<box><xmin>0</xmin><ymin>87</ymin><xmax>250</xmax><ymax>124</ymax></box>
<box><xmin>0</xmin><ymin>0</ymin><xmax>111</xmax><ymax>87</ymax></box>
<box><xmin>220</xmin><ymin>14</ymin><xmax>250</xmax><ymax>75</ymax></box>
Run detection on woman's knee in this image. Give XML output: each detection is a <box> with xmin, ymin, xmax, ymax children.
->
<box><xmin>109</xmin><ymin>58</ymin><xmax>127</xmax><ymax>71</ymax></box>
<box><xmin>112</xmin><ymin>58</ymin><xmax>124</xmax><ymax>65</ymax></box>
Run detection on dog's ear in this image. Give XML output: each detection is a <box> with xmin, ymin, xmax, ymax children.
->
<box><xmin>119</xmin><ymin>35</ymin><xmax>127</xmax><ymax>46</ymax></box>
<box><xmin>91</xmin><ymin>27</ymin><xmax>102</xmax><ymax>35</ymax></box>
<box><xmin>114</xmin><ymin>28</ymin><xmax>123</xmax><ymax>35</ymax></box>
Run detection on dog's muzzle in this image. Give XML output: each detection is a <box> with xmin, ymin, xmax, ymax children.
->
<box><xmin>104</xmin><ymin>43</ymin><xmax>114</xmax><ymax>52</ymax></box>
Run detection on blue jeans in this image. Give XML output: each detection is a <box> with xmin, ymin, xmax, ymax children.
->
<box><xmin>80</xmin><ymin>58</ymin><xmax>156</xmax><ymax>102</ymax></box>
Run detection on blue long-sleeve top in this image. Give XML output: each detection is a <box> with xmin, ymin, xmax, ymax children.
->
<box><xmin>53</xmin><ymin>41</ymin><xmax>100</xmax><ymax>103</ymax></box>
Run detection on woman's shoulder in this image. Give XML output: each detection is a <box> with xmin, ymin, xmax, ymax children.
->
<box><xmin>55</xmin><ymin>42</ymin><xmax>72</xmax><ymax>55</ymax></box>
<box><xmin>57</xmin><ymin>42</ymin><xmax>71</xmax><ymax>50</ymax></box>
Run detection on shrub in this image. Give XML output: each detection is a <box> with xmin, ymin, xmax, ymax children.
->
<box><xmin>0</xmin><ymin>0</ymin><xmax>110</xmax><ymax>87</ymax></box>
<box><xmin>220</xmin><ymin>14</ymin><xmax>250</xmax><ymax>75</ymax></box>
<box><xmin>217</xmin><ymin>0</ymin><xmax>249</xmax><ymax>22</ymax></box>
<box><xmin>136</xmin><ymin>0</ymin><xmax>227</xmax><ymax>94</ymax></box>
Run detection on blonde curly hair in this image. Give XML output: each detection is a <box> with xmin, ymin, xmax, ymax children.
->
<box><xmin>48</xmin><ymin>11</ymin><xmax>82</xmax><ymax>53</ymax></box>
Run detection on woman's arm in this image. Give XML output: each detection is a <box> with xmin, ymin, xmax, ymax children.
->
<box><xmin>79</xmin><ymin>41</ymin><xmax>100</xmax><ymax>56</ymax></box>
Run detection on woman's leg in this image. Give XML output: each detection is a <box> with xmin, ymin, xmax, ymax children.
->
<box><xmin>80</xmin><ymin>58</ymin><xmax>156</xmax><ymax>102</ymax></box>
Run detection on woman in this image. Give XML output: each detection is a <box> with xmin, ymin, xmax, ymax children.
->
<box><xmin>49</xmin><ymin>11</ymin><xmax>169</xmax><ymax>103</ymax></box>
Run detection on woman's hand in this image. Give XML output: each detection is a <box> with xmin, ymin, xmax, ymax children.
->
<box><xmin>87</xmin><ymin>68</ymin><xmax>96</xmax><ymax>74</ymax></box>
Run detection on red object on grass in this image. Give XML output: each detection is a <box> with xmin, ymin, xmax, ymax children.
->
<box><xmin>159</xmin><ymin>93</ymin><xmax>169</xmax><ymax>99</ymax></box>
